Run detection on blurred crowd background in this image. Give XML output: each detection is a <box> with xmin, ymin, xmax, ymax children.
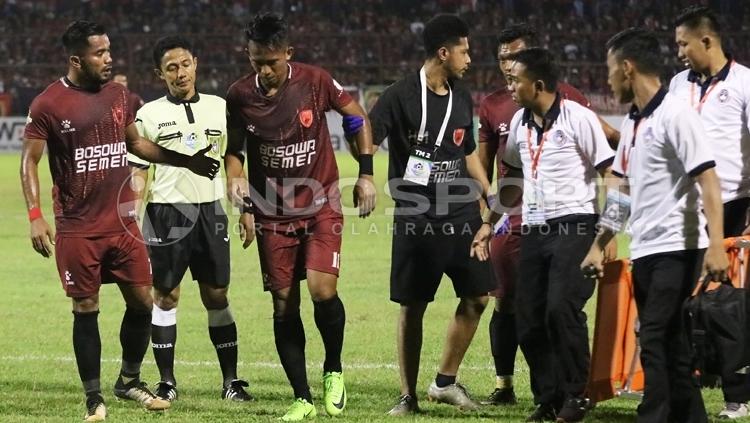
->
<box><xmin>1</xmin><ymin>0</ymin><xmax>748</xmax><ymax>114</ymax></box>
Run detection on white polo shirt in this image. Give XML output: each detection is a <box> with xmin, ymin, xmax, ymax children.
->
<box><xmin>612</xmin><ymin>89</ymin><xmax>715</xmax><ymax>260</ymax></box>
<box><xmin>503</xmin><ymin>94</ymin><xmax>614</xmax><ymax>224</ymax></box>
<box><xmin>669</xmin><ymin>58</ymin><xmax>750</xmax><ymax>203</ymax></box>
<box><xmin>128</xmin><ymin>92</ymin><xmax>226</xmax><ymax>204</ymax></box>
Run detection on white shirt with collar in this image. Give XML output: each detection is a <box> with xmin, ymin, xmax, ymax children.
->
<box><xmin>669</xmin><ymin>58</ymin><xmax>750</xmax><ymax>203</ymax></box>
<box><xmin>503</xmin><ymin>94</ymin><xmax>614</xmax><ymax>224</ymax></box>
<box><xmin>612</xmin><ymin>89</ymin><xmax>715</xmax><ymax>260</ymax></box>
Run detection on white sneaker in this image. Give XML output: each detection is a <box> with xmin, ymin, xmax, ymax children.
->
<box><xmin>719</xmin><ymin>402</ymin><xmax>749</xmax><ymax>419</ymax></box>
<box><xmin>426</xmin><ymin>381</ymin><xmax>479</xmax><ymax>411</ymax></box>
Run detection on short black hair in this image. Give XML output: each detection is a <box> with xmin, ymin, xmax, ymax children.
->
<box><xmin>245</xmin><ymin>13</ymin><xmax>289</xmax><ymax>49</ymax></box>
<box><xmin>606</xmin><ymin>27</ymin><xmax>662</xmax><ymax>76</ymax></box>
<box><xmin>505</xmin><ymin>47</ymin><xmax>558</xmax><ymax>92</ymax></box>
<box><xmin>423</xmin><ymin>14</ymin><xmax>469</xmax><ymax>57</ymax></box>
<box><xmin>497</xmin><ymin>24</ymin><xmax>540</xmax><ymax>48</ymax></box>
<box><xmin>61</xmin><ymin>20</ymin><xmax>106</xmax><ymax>55</ymax></box>
<box><xmin>152</xmin><ymin>35</ymin><xmax>194</xmax><ymax>68</ymax></box>
<box><xmin>674</xmin><ymin>5</ymin><xmax>721</xmax><ymax>35</ymax></box>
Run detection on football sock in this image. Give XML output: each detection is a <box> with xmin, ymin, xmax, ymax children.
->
<box><xmin>274</xmin><ymin>314</ymin><xmax>312</xmax><ymax>402</ymax></box>
<box><xmin>73</xmin><ymin>310</ymin><xmax>101</xmax><ymax>396</ymax></box>
<box><xmin>119</xmin><ymin>307</ymin><xmax>151</xmax><ymax>383</ymax></box>
<box><xmin>208</xmin><ymin>306</ymin><xmax>238</xmax><ymax>387</ymax></box>
<box><xmin>313</xmin><ymin>295</ymin><xmax>345</xmax><ymax>373</ymax></box>
<box><xmin>151</xmin><ymin>303</ymin><xmax>177</xmax><ymax>385</ymax></box>
<box><xmin>490</xmin><ymin>310</ymin><xmax>517</xmax><ymax>377</ymax></box>
<box><xmin>435</xmin><ymin>373</ymin><xmax>456</xmax><ymax>388</ymax></box>
<box><xmin>497</xmin><ymin>375</ymin><xmax>514</xmax><ymax>390</ymax></box>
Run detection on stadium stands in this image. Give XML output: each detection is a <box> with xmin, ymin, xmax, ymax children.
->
<box><xmin>0</xmin><ymin>0</ymin><xmax>748</xmax><ymax>114</ymax></box>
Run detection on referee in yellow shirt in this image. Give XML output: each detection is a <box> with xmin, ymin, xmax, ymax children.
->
<box><xmin>128</xmin><ymin>35</ymin><xmax>252</xmax><ymax>403</ymax></box>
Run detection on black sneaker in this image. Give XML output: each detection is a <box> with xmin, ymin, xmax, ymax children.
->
<box><xmin>481</xmin><ymin>387</ymin><xmax>518</xmax><ymax>405</ymax></box>
<box><xmin>113</xmin><ymin>379</ymin><xmax>170</xmax><ymax>411</ymax></box>
<box><xmin>84</xmin><ymin>394</ymin><xmax>107</xmax><ymax>422</ymax></box>
<box><xmin>222</xmin><ymin>379</ymin><xmax>254</xmax><ymax>401</ymax></box>
<box><xmin>526</xmin><ymin>403</ymin><xmax>558</xmax><ymax>422</ymax></box>
<box><xmin>154</xmin><ymin>381</ymin><xmax>178</xmax><ymax>402</ymax></box>
<box><xmin>556</xmin><ymin>397</ymin><xmax>590</xmax><ymax>423</ymax></box>
<box><xmin>387</xmin><ymin>394</ymin><xmax>420</xmax><ymax>416</ymax></box>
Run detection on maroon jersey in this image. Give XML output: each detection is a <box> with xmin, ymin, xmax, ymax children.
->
<box><xmin>127</xmin><ymin>90</ymin><xmax>145</xmax><ymax>114</ymax></box>
<box><xmin>478</xmin><ymin>83</ymin><xmax>590</xmax><ymax>231</ymax></box>
<box><xmin>226</xmin><ymin>62</ymin><xmax>352</xmax><ymax>227</ymax></box>
<box><xmin>25</xmin><ymin>78</ymin><xmax>136</xmax><ymax>236</ymax></box>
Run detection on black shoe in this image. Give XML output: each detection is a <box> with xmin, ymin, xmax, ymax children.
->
<box><xmin>222</xmin><ymin>379</ymin><xmax>254</xmax><ymax>401</ymax></box>
<box><xmin>526</xmin><ymin>403</ymin><xmax>558</xmax><ymax>422</ymax></box>
<box><xmin>387</xmin><ymin>394</ymin><xmax>420</xmax><ymax>416</ymax></box>
<box><xmin>555</xmin><ymin>397</ymin><xmax>590</xmax><ymax>423</ymax></box>
<box><xmin>113</xmin><ymin>378</ymin><xmax>171</xmax><ymax>411</ymax></box>
<box><xmin>481</xmin><ymin>387</ymin><xmax>518</xmax><ymax>405</ymax></box>
<box><xmin>84</xmin><ymin>394</ymin><xmax>107</xmax><ymax>422</ymax></box>
<box><xmin>154</xmin><ymin>381</ymin><xmax>178</xmax><ymax>402</ymax></box>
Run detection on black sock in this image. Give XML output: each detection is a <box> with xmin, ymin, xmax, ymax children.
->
<box><xmin>119</xmin><ymin>307</ymin><xmax>151</xmax><ymax>382</ymax></box>
<box><xmin>313</xmin><ymin>295</ymin><xmax>345</xmax><ymax>373</ymax></box>
<box><xmin>490</xmin><ymin>310</ymin><xmax>518</xmax><ymax>377</ymax></box>
<box><xmin>152</xmin><ymin>323</ymin><xmax>177</xmax><ymax>385</ymax></box>
<box><xmin>209</xmin><ymin>322</ymin><xmax>238</xmax><ymax>387</ymax></box>
<box><xmin>73</xmin><ymin>311</ymin><xmax>101</xmax><ymax>396</ymax></box>
<box><xmin>435</xmin><ymin>373</ymin><xmax>456</xmax><ymax>388</ymax></box>
<box><xmin>274</xmin><ymin>314</ymin><xmax>312</xmax><ymax>402</ymax></box>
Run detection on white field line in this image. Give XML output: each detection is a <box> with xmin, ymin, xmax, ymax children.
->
<box><xmin>1</xmin><ymin>354</ymin><xmax>526</xmax><ymax>373</ymax></box>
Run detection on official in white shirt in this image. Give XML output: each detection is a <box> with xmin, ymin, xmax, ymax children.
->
<box><xmin>670</xmin><ymin>7</ymin><xmax>750</xmax><ymax>418</ymax></box>
<box><xmin>582</xmin><ymin>28</ymin><xmax>728</xmax><ymax>423</ymax></box>
<box><xmin>472</xmin><ymin>47</ymin><xmax>614</xmax><ymax>422</ymax></box>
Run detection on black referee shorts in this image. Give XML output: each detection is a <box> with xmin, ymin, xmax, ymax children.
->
<box><xmin>389</xmin><ymin>217</ymin><xmax>494</xmax><ymax>304</ymax></box>
<box><xmin>142</xmin><ymin>200</ymin><xmax>230</xmax><ymax>291</ymax></box>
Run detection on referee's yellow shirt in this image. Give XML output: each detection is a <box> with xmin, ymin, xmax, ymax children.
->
<box><xmin>128</xmin><ymin>92</ymin><xmax>226</xmax><ymax>204</ymax></box>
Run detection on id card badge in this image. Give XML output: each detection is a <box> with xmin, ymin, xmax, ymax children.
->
<box><xmin>599</xmin><ymin>190</ymin><xmax>631</xmax><ymax>232</ymax></box>
<box><xmin>403</xmin><ymin>144</ymin><xmax>435</xmax><ymax>186</ymax></box>
<box><xmin>526</xmin><ymin>181</ymin><xmax>546</xmax><ymax>226</ymax></box>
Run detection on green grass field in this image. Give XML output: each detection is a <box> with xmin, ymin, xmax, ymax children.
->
<box><xmin>0</xmin><ymin>153</ymin><xmax>725</xmax><ymax>422</ymax></box>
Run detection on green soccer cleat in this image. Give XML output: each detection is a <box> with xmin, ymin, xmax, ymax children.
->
<box><xmin>281</xmin><ymin>398</ymin><xmax>317</xmax><ymax>421</ymax></box>
<box><xmin>322</xmin><ymin>372</ymin><xmax>347</xmax><ymax>416</ymax></box>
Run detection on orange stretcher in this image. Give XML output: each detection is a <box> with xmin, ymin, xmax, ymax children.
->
<box><xmin>587</xmin><ymin>236</ymin><xmax>750</xmax><ymax>403</ymax></box>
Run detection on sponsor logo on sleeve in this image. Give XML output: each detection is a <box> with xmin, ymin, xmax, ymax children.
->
<box><xmin>498</xmin><ymin>122</ymin><xmax>508</xmax><ymax>135</ymax></box>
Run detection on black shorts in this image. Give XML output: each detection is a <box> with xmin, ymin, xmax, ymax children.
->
<box><xmin>142</xmin><ymin>200</ymin><xmax>230</xmax><ymax>291</ymax></box>
<box><xmin>389</xmin><ymin>218</ymin><xmax>494</xmax><ymax>303</ymax></box>
<box><xmin>724</xmin><ymin>197</ymin><xmax>750</xmax><ymax>237</ymax></box>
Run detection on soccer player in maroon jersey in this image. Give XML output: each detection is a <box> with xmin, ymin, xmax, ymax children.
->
<box><xmin>476</xmin><ymin>24</ymin><xmax>619</xmax><ymax>408</ymax></box>
<box><xmin>20</xmin><ymin>20</ymin><xmax>219</xmax><ymax>421</ymax></box>
<box><xmin>113</xmin><ymin>73</ymin><xmax>145</xmax><ymax>115</ymax></box>
<box><xmin>224</xmin><ymin>13</ymin><xmax>376</xmax><ymax>421</ymax></box>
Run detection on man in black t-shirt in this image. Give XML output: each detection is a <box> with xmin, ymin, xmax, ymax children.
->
<box><xmin>367</xmin><ymin>14</ymin><xmax>493</xmax><ymax>416</ymax></box>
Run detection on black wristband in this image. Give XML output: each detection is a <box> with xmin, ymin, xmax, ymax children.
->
<box><xmin>359</xmin><ymin>153</ymin><xmax>374</xmax><ymax>176</ymax></box>
<box><xmin>241</xmin><ymin>196</ymin><xmax>254</xmax><ymax>214</ymax></box>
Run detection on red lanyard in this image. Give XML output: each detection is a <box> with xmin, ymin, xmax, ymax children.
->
<box><xmin>620</xmin><ymin>119</ymin><xmax>643</xmax><ymax>174</ymax></box>
<box><xmin>690</xmin><ymin>80</ymin><xmax>720</xmax><ymax>114</ymax></box>
<box><xmin>526</xmin><ymin>126</ymin><xmax>550</xmax><ymax>180</ymax></box>
<box><xmin>690</xmin><ymin>61</ymin><xmax>733</xmax><ymax>113</ymax></box>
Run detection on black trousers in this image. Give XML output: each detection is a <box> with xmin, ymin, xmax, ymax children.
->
<box><xmin>632</xmin><ymin>249</ymin><xmax>707</xmax><ymax>423</ymax></box>
<box><xmin>516</xmin><ymin>215</ymin><xmax>597</xmax><ymax>405</ymax></box>
<box><xmin>721</xmin><ymin>196</ymin><xmax>750</xmax><ymax>403</ymax></box>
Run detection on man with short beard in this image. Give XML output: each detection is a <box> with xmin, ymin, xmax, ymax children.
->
<box><xmin>21</xmin><ymin>20</ymin><xmax>219</xmax><ymax>421</ymax></box>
